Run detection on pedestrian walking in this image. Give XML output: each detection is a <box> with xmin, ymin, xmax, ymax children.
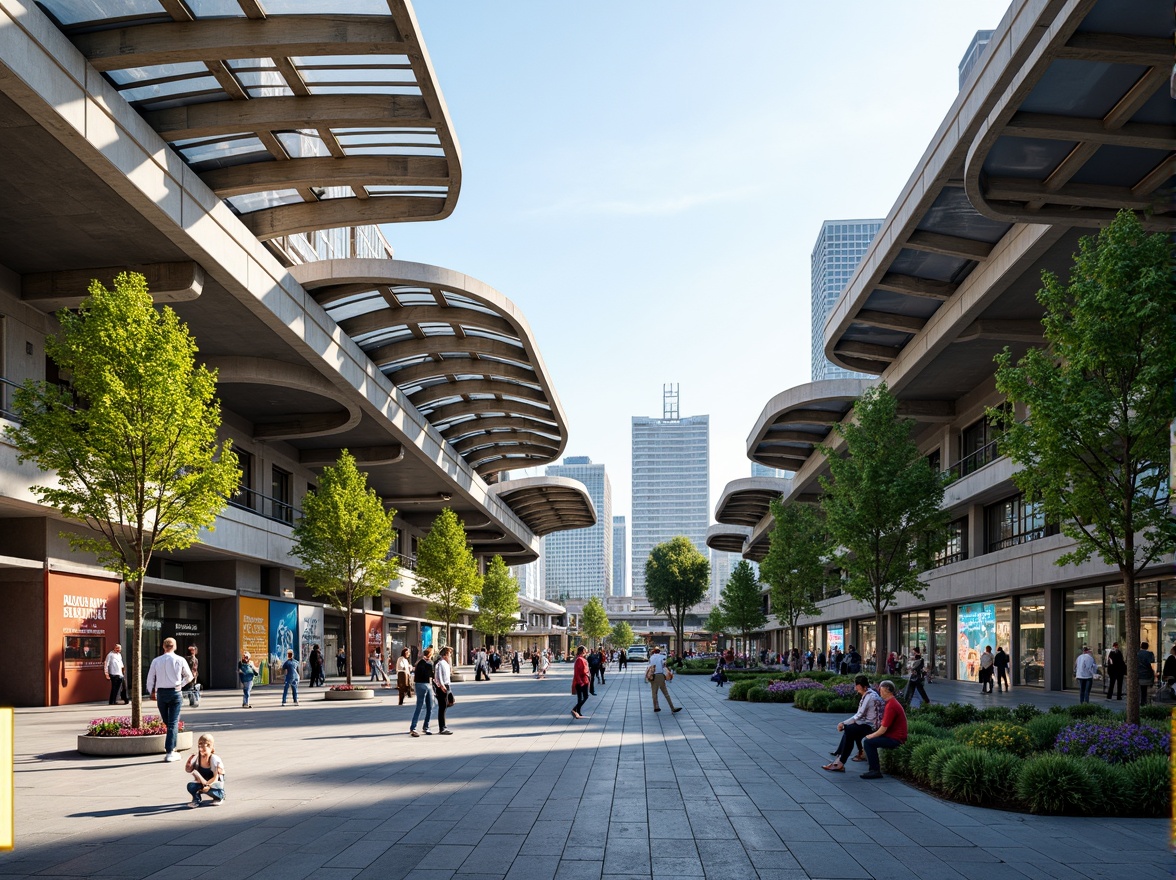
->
<box><xmin>537</xmin><ymin>650</ymin><xmax>550</xmax><ymax>679</ymax></box>
<box><xmin>531</xmin><ymin>651</ymin><xmax>540</xmax><ymax>674</ymax></box>
<box><xmin>184</xmin><ymin>645</ymin><xmax>201</xmax><ymax>706</ymax></box>
<box><xmin>1074</xmin><ymin>646</ymin><xmax>1098</xmax><ymax>703</ymax></box>
<box><xmin>336</xmin><ymin>648</ymin><xmax>346</xmax><ymax>677</ymax></box>
<box><xmin>978</xmin><ymin>646</ymin><xmax>994</xmax><ymax>693</ymax></box>
<box><xmin>281</xmin><ymin>649</ymin><xmax>300</xmax><ymax>705</ymax></box>
<box><xmin>370</xmin><ymin>649</ymin><xmax>390</xmax><ymax>688</ymax></box>
<box><xmin>571</xmin><ymin>646</ymin><xmax>591</xmax><ymax>719</ymax></box>
<box><xmin>993</xmin><ymin>646</ymin><xmax>1011</xmax><ymax>692</ymax></box>
<box><xmin>104</xmin><ymin>643</ymin><xmax>129</xmax><ymax>705</ymax></box>
<box><xmin>511</xmin><ymin>650</ymin><xmax>521</xmax><ymax>674</ymax></box>
<box><xmin>309</xmin><ymin>644</ymin><xmax>325</xmax><ymax>687</ymax></box>
<box><xmin>618</xmin><ymin>649</ymin><xmax>627</xmax><ymax>672</ymax></box>
<box><xmin>410</xmin><ymin>647</ymin><xmax>436</xmax><ymax>736</ymax></box>
<box><xmin>711</xmin><ymin>654</ymin><xmax>728</xmax><ymax>688</ymax></box>
<box><xmin>237</xmin><ymin>651</ymin><xmax>258</xmax><ymax>707</ymax></box>
<box><xmin>902</xmin><ymin>647</ymin><xmax>931</xmax><ymax>707</ymax></box>
<box><xmin>184</xmin><ymin>733</ymin><xmax>226</xmax><ymax>807</ymax></box>
<box><xmin>822</xmin><ymin>675</ymin><xmax>884</xmax><ymax>772</ymax></box>
<box><xmin>1105</xmin><ymin>642</ymin><xmax>1126</xmax><ymax>700</ymax></box>
<box><xmin>395</xmin><ymin>647</ymin><xmax>413</xmax><ymax>705</ymax></box>
<box><xmin>1138</xmin><ymin>641</ymin><xmax>1156</xmax><ymax>705</ymax></box>
<box><xmin>596</xmin><ymin>648</ymin><xmax>607</xmax><ymax>684</ymax></box>
<box><xmin>860</xmin><ymin>681</ymin><xmax>907</xmax><ymax>780</ymax></box>
<box><xmin>816</xmin><ymin>650</ymin><xmax>826</xmax><ymax>672</ymax></box>
<box><xmin>145</xmin><ymin>637</ymin><xmax>193</xmax><ymax>763</ymax></box>
<box><xmin>646</xmin><ymin>646</ymin><xmax>681</xmax><ymax>714</ymax></box>
<box><xmin>474</xmin><ymin>646</ymin><xmax>490</xmax><ymax>681</ymax></box>
<box><xmin>586</xmin><ymin>648</ymin><xmax>600</xmax><ymax>694</ymax></box>
<box><xmin>433</xmin><ymin>646</ymin><xmax>454</xmax><ymax>734</ymax></box>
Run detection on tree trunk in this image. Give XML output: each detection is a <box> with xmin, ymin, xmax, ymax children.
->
<box><xmin>130</xmin><ymin>577</ymin><xmax>143</xmax><ymax>728</ymax></box>
<box><xmin>343</xmin><ymin>588</ymin><xmax>354</xmax><ymax>686</ymax></box>
<box><xmin>875</xmin><ymin>607</ymin><xmax>885</xmax><ymax>683</ymax></box>
<box><xmin>1123</xmin><ymin>569</ymin><xmax>1140</xmax><ymax>725</ymax></box>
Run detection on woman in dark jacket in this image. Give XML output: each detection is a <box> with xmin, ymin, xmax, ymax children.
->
<box><xmin>1138</xmin><ymin>641</ymin><xmax>1156</xmax><ymax>705</ymax></box>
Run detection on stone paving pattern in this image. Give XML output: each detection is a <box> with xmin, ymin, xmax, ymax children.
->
<box><xmin>0</xmin><ymin>664</ymin><xmax>1169</xmax><ymax>880</ymax></box>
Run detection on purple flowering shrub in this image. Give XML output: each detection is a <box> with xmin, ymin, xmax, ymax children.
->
<box><xmin>86</xmin><ymin>715</ymin><xmax>184</xmax><ymax>737</ymax></box>
<box><xmin>1054</xmin><ymin>721</ymin><xmax>1170</xmax><ymax>764</ymax></box>
<box><xmin>766</xmin><ymin>678</ymin><xmax>824</xmax><ymax>694</ymax></box>
<box><xmin>830</xmin><ymin>683</ymin><xmax>858</xmax><ymax>699</ymax></box>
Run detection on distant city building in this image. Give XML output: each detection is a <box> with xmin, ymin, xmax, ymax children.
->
<box><xmin>613</xmin><ymin>516</ymin><xmax>628</xmax><ymax>597</ymax></box>
<box><xmin>511</xmin><ymin>552</ymin><xmax>544</xmax><ymax>602</ymax></box>
<box><xmin>542</xmin><ymin>457</ymin><xmax>613</xmax><ymax>601</ymax></box>
<box><xmin>751</xmin><ymin>462</ymin><xmax>788</xmax><ymax>479</ymax></box>
<box><xmin>631</xmin><ymin>385</ymin><xmax>710</xmax><ymax>595</ymax></box>
<box><xmin>811</xmin><ymin>219</ymin><xmax>883</xmax><ymax>381</ymax></box>
<box><xmin>958</xmin><ymin>30</ymin><xmax>994</xmax><ymax>89</ymax></box>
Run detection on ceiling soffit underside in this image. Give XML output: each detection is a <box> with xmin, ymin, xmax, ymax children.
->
<box><xmin>290</xmin><ymin>259</ymin><xmax>568</xmax><ymax>480</ymax></box>
<box><xmin>705</xmin><ymin>524</ymin><xmax>751</xmax><ymax>556</ymax></box>
<box><xmin>822</xmin><ymin>0</ymin><xmax>1104</xmax><ymax>376</ymax></box>
<box><xmin>966</xmin><ymin>0</ymin><xmax>1175</xmax><ymax>228</ymax></box>
<box><xmin>714</xmin><ymin>478</ymin><xmax>791</xmax><ymax>528</ymax></box>
<box><xmin>746</xmin><ymin>381</ymin><xmax>874</xmax><ymax>472</ymax></box>
<box><xmin>488</xmin><ymin>477</ymin><xmax>597</xmax><ymax>537</ymax></box>
<box><xmin>39</xmin><ymin>0</ymin><xmax>461</xmax><ymax>240</ymax></box>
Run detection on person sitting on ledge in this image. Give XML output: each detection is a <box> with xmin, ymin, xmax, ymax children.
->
<box><xmin>822</xmin><ymin>675</ymin><xmax>883</xmax><ymax>772</ymax></box>
<box><xmin>860</xmin><ymin>680</ymin><xmax>907</xmax><ymax>780</ymax></box>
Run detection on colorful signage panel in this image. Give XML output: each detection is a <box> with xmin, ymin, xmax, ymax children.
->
<box><xmin>827</xmin><ymin>624</ymin><xmax>844</xmax><ymax>652</ymax></box>
<box><xmin>957</xmin><ymin>601</ymin><xmax>996</xmax><ymax>681</ymax></box>
<box><xmin>299</xmin><ymin>606</ymin><xmax>324</xmax><ymax>677</ymax></box>
<box><xmin>239</xmin><ymin>596</ymin><xmax>269</xmax><ymax>685</ymax></box>
<box><xmin>269</xmin><ymin>600</ymin><xmax>298</xmax><ymax>671</ymax></box>
<box><xmin>45</xmin><ymin>570</ymin><xmax>121</xmax><ymax>705</ymax></box>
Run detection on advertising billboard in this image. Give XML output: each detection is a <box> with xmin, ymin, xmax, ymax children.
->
<box><xmin>45</xmin><ymin>571</ymin><xmax>121</xmax><ymax>705</ymax></box>
<box><xmin>957</xmin><ymin>602</ymin><xmax>996</xmax><ymax>681</ymax></box>
<box><xmin>239</xmin><ymin>596</ymin><xmax>270</xmax><ymax>684</ymax></box>
<box><xmin>299</xmin><ymin>606</ymin><xmax>324</xmax><ymax>678</ymax></box>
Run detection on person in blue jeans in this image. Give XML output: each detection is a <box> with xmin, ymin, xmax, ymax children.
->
<box><xmin>410</xmin><ymin>647</ymin><xmax>436</xmax><ymax>736</ymax></box>
<box><xmin>281</xmin><ymin>649</ymin><xmax>300</xmax><ymax>705</ymax></box>
<box><xmin>145</xmin><ymin>637</ymin><xmax>193</xmax><ymax>762</ymax></box>
<box><xmin>238</xmin><ymin>651</ymin><xmax>258</xmax><ymax>708</ymax></box>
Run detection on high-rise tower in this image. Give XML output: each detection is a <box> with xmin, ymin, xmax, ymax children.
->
<box><xmin>811</xmin><ymin>219</ymin><xmax>883</xmax><ymax>381</ymax></box>
<box><xmin>542</xmin><ymin>457</ymin><xmax>612</xmax><ymax>601</ymax></box>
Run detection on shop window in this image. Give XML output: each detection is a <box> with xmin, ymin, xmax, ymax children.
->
<box><xmin>271</xmin><ymin>465</ymin><xmax>293</xmax><ymax>524</ymax></box>
<box><xmin>231</xmin><ymin>450</ymin><xmax>255</xmax><ymax>511</ymax></box>
<box><xmin>985</xmin><ymin>493</ymin><xmax>1056</xmax><ymax>552</ymax></box>
<box><xmin>933</xmin><ymin>518</ymin><xmax>968</xmax><ymax>567</ymax></box>
<box><xmin>1064</xmin><ymin>586</ymin><xmax>1103</xmax><ymax>689</ymax></box>
<box><xmin>1018</xmin><ymin>594</ymin><xmax>1045</xmax><ymax>687</ymax></box>
<box><xmin>954</xmin><ymin>407</ymin><xmax>1009</xmax><ymax>478</ymax></box>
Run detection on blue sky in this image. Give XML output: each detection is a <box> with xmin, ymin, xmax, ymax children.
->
<box><xmin>385</xmin><ymin>1</ymin><xmax>1008</xmax><ymax>523</ymax></box>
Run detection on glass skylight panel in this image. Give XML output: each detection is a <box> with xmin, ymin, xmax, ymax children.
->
<box><xmin>335</xmin><ymin>131</ymin><xmax>440</xmax><ymax>147</ymax></box>
<box><xmin>276</xmin><ymin>132</ymin><xmax>328</xmax><ymax>158</ymax></box>
<box><xmin>176</xmin><ymin>136</ymin><xmax>267</xmax><ymax>165</ymax></box>
<box><xmin>306</xmin><ymin>84</ymin><xmax>420</xmax><ymax>96</ymax></box>
<box><xmin>292</xmin><ymin>55</ymin><xmax>410</xmax><ymax>68</ymax></box>
<box><xmin>185</xmin><ymin>0</ymin><xmax>247</xmax><ymax>17</ymax></box>
<box><xmin>318</xmin><ymin>187</ymin><xmax>356</xmax><ymax>199</ymax></box>
<box><xmin>354</xmin><ymin>326</ymin><xmax>415</xmax><ymax>346</ymax></box>
<box><xmin>365</xmin><ymin>186</ymin><xmax>447</xmax><ymax>197</ymax></box>
<box><xmin>226</xmin><ymin>189</ymin><xmax>302</xmax><ymax>213</ymax></box>
<box><xmin>464</xmin><ymin>328</ymin><xmax>521</xmax><ymax>346</ymax></box>
<box><xmin>234</xmin><ymin>71</ymin><xmax>290</xmax><ymax>89</ymax></box>
<box><xmin>36</xmin><ymin>0</ymin><xmax>163</xmax><ymax>26</ymax></box>
<box><xmin>265</xmin><ymin>0</ymin><xmax>390</xmax><ymax>13</ymax></box>
<box><xmin>299</xmin><ymin>68</ymin><xmax>416</xmax><ymax>85</ymax></box>
<box><xmin>107</xmin><ymin>61</ymin><xmax>209</xmax><ymax>85</ymax></box>
<box><xmin>392</xmin><ymin>291</ymin><xmax>439</xmax><ymax>306</ymax></box>
<box><xmin>226</xmin><ymin>59</ymin><xmax>276</xmax><ymax>70</ymax></box>
<box><xmin>245</xmin><ymin>84</ymin><xmax>295</xmax><ymax>98</ymax></box>
<box><xmin>120</xmin><ymin>76</ymin><xmax>221</xmax><ymax>104</ymax></box>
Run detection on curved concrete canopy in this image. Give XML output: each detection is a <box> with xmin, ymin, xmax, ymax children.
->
<box><xmin>488</xmin><ymin>477</ymin><xmax>597</xmax><ymax>537</ymax></box>
<box><xmin>706</xmin><ymin>524</ymin><xmax>750</xmax><ymax>556</ymax></box>
<box><xmin>291</xmin><ymin>258</ymin><xmax>568</xmax><ymax>479</ymax></box>
<box><xmin>965</xmin><ymin>0</ymin><xmax>1174</xmax><ymax>228</ymax></box>
<box><xmin>45</xmin><ymin>2</ymin><xmax>460</xmax><ymax>239</ymax></box>
<box><xmin>714</xmin><ymin>477</ymin><xmax>791</xmax><ymax>528</ymax></box>
<box><xmin>746</xmin><ymin>380</ymin><xmax>873</xmax><ymax>472</ymax></box>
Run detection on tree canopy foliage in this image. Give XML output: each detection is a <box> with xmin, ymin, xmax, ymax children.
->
<box><xmin>414</xmin><ymin>508</ymin><xmax>482</xmax><ymax>650</ymax></box>
<box><xmin>609</xmin><ymin>620</ymin><xmax>635</xmax><ymax>648</ymax></box>
<box><xmin>993</xmin><ymin>209</ymin><xmax>1175</xmax><ymax>725</ymax></box>
<box><xmin>474</xmin><ymin>555</ymin><xmax>520</xmax><ymax>648</ymax></box>
<box><xmin>819</xmin><ymin>383</ymin><xmax>947</xmax><ymax>667</ymax></box>
<box><xmin>717</xmin><ymin>560</ymin><xmax>767</xmax><ymax>654</ymax></box>
<box><xmin>290</xmin><ymin>450</ymin><xmax>399</xmax><ymax>685</ymax></box>
<box><xmin>580</xmin><ymin>596</ymin><xmax>611</xmax><ymax>646</ymax></box>
<box><xmin>760</xmin><ymin>499</ymin><xmax>828</xmax><ymax>648</ymax></box>
<box><xmin>7</xmin><ymin>272</ymin><xmax>238</xmax><ymax>724</ymax></box>
<box><xmin>644</xmin><ymin>536</ymin><xmax>710</xmax><ymax>653</ymax></box>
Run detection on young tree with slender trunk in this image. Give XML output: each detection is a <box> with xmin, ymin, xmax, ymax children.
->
<box><xmin>474</xmin><ymin>555</ymin><xmax>520</xmax><ymax>650</ymax></box>
<box><xmin>819</xmin><ymin>384</ymin><xmax>947</xmax><ymax>678</ymax></box>
<box><xmin>644</xmin><ymin>536</ymin><xmax>710</xmax><ymax>654</ymax></box>
<box><xmin>581</xmin><ymin>596</ymin><xmax>610</xmax><ymax>647</ymax></box>
<box><xmin>414</xmin><ymin>508</ymin><xmax>482</xmax><ymax>651</ymax></box>
<box><xmin>7</xmin><ymin>272</ymin><xmax>239</xmax><ymax>727</ymax></box>
<box><xmin>704</xmin><ymin>607</ymin><xmax>727</xmax><ymax>648</ymax></box>
<box><xmin>609</xmin><ymin>620</ymin><xmax>635</xmax><ymax>650</ymax></box>
<box><xmin>760</xmin><ymin>499</ymin><xmax>828</xmax><ymax>651</ymax></box>
<box><xmin>993</xmin><ymin>210</ymin><xmax>1175</xmax><ymax>726</ymax></box>
<box><xmin>717</xmin><ymin>560</ymin><xmax>767</xmax><ymax>657</ymax></box>
<box><xmin>290</xmin><ymin>451</ymin><xmax>399</xmax><ymax>687</ymax></box>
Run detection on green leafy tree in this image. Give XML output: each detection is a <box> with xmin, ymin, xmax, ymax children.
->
<box><xmin>760</xmin><ymin>499</ymin><xmax>828</xmax><ymax>650</ymax></box>
<box><xmin>609</xmin><ymin>620</ymin><xmax>635</xmax><ymax>649</ymax></box>
<box><xmin>819</xmin><ymin>383</ymin><xmax>947</xmax><ymax>673</ymax></box>
<box><xmin>290</xmin><ymin>451</ymin><xmax>399</xmax><ymax>686</ymax></box>
<box><xmin>414</xmin><ymin>508</ymin><xmax>483</xmax><ymax>650</ymax></box>
<box><xmin>6</xmin><ymin>272</ymin><xmax>239</xmax><ymax>726</ymax></box>
<box><xmin>644</xmin><ymin>536</ymin><xmax>710</xmax><ymax>654</ymax></box>
<box><xmin>992</xmin><ymin>210</ymin><xmax>1176</xmax><ymax>725</ymax></box>
<box><xmin>581</xmin><ymin>596</ymin><xmax>610</xmax><ymax>646</ymax></box>
<box><xmin>718</xmin><ymin>560</ymin><xmax>767</xmax><ymax>657</ymax></box>
<box><xmin>474</xmin><ymin>555</ymin><xmax>520</xmax><ymax>649</ymax></box>
<box><xmin>704</xmin><ymin>606</ymin><xmax>727</xmax><ymax>645</ymax></box>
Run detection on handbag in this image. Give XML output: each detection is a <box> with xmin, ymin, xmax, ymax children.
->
<box><xmin>446</xmin><ymin>690</ymin><xmax>456</xmax><ymax>707</ymax></box>
<box><xmin>645</xmin><ymin>666</ymin><xmax>655</xmax><ymax>682</ymax></box>
<box><xmin>665</xmin><ymin>668</ymin><xmax>674</xmax><ymax>682</ymax></box>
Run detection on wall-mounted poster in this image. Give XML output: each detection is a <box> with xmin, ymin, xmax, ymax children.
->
<box><xmin>46</xmin><ymin>571</ymin><xmax>121</xmax><ymax>705</ymax></box>
<box><xmin>239</xmin><ymin>596</ymin><xmax>270</xmax><ymax>685</ymax></box>
<box><xmin>269</xmin><ymin>600</ymin><xmax>298</xmax><ymax>682</ymax></box>
<box><xmin>827</xmin><ymin>625</ymin><xmax>844</xmax><ymax>652</ymax></box>
<box><xmin>421</xmin><ymin>624</ymin><xmax>434</xmax><ymax>650</ymax></box>
<box><xmin>957</xmin><ymin>602</ymin><xmax>996</xmax><ymax>681</ymax></box>
<box><xmin>299</xmin><ymin>606</ymin><xmax>324</xmax><ymax>678</ymax></box>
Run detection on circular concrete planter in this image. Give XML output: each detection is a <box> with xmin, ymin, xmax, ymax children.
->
<box><xmin>324</xmin><ymin>688</ymin><xmax>375</xmax><ymax>701</ymax></box>
<box><xmin>78</xmin><ymin>730</ymin><xmax>192</xmax><ymax>757</ymax></box>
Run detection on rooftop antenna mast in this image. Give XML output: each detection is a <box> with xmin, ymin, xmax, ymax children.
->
<box><xmin>663</xmin><ymin>383</ymin><xmax>679</xmax><ymax>420</ymax></box>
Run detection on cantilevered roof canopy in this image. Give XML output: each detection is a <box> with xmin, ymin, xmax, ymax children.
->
<box><xmin>823</xmin><ymin>0</ymin><xmax>1173</xmax><ymax>378</ymax></box>
<box><xmin>714</xmin><ymin>478</ymin><xmax>790</xmax><ymax>528</ymax></box>
<box><xmin>489</xmin><ymin>477</ymin><xmax>597</xmax><ymax>537</ymax></box>
<box><xmin>746</xmin><ymin>380</ymin><xmax>872</xmax><ymax>472</ymax></box>
<box><xmin>291</xmin><ymin>258</ymin><xmax>568</xmax><ymax>480</ymax></box>
<box><xmin>706</xmin><ymin>524</ymin><xmax>751</xmax><ymax>556</ymax></box>
<box><xmin>37</xmin><ymin>0</ymin><xmax>460</xmax><ymax>240</ymax></box>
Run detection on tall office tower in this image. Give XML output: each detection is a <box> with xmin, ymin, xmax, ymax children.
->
<box><xmin>511</xmin><ymin>552</ymin><xmax>544</xmax><ymax>602</ymax></box>
<box><xmin>613</xmin><ymin>516</ymin><xmax>628</xmax><ymax>597</ymax></box>
<box><xmin>958</xmin><ymin>30</ymin><xmax>994</xmax><ymax>89</ymax></box>
<box><xmin>542</xmin><ymin>457</ymin><xmax>613</xmax><ymax>601</ymax></box>
<box><xmin>751</xmin><ymin>462</ymin><xmax>787</xmax><ymax>478</ymax></box>
<box><xmin>811</xmin><ymin>219</ymin><xmax>883</xmax><ymax>381</ymax></box>
<box><xmin>631</xmin><ymin>385</ymin><xmax>710</xmax><ymax>596</ymax></box>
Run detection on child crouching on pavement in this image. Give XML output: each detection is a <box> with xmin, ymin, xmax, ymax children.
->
<box><xmin>185</xmin><ymin>733</ymin><xmax>226</xmax><ymax>806</ymax></box>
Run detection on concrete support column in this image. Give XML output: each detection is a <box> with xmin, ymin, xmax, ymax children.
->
<box><xmin>1045</xmin><ymin>587</ymin><xmax>1063</xmax><ymax>692</ymax></box>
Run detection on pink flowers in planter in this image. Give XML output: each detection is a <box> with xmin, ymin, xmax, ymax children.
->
<box><xmin>86</xmin><ymin>716</ymin><xmax>185</xmax><ymax>737</ymax></box>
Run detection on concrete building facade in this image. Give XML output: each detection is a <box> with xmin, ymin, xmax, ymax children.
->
<box><xmin>612</xmin><ymin>516</ymin><xmax>628</xmax><ymax>598</ymax></box>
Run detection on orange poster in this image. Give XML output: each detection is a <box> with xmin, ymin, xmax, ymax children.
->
<box><xmin>45</xmin><ymin>570</ymin><xmax>121</xmax><ymax>706</ymax></box>
<box><xmin>239</xmin><ymin>597</ymin><xmax>270</xmax><ymax>685</ymax></box>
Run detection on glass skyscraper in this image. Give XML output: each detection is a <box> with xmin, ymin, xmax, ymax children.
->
<box><xmin>613</xmin><ymin>516</ymin><xmax>628</xmax><ymax>598</ymax></box>
<box><xmin>811</xmin><ymin>219</ymin><xmax>883</xmax><ymax>381</ymax></box>
<box><xmin>631</xmin><ymin>402</ymin><xmax>710</xmax><ymax>596</ymax></box>
<box><xmin>542</xmin><ymin>457</ymin><xmax>612</xmax><ymax>601</ymax></box>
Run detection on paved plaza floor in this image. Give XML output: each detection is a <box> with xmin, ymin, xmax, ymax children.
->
<box><xmin>1</xmin><ymin>664</ymin><xmax>1170</xmax><ymax>880</ymax></box>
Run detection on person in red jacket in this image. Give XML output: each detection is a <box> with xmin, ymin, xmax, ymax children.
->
<box><xmin>571</xmin><ymin>646</ymin><xmax>591</xmax><ymax>719</ymax></box>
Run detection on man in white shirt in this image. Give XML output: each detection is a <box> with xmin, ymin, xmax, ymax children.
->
<box><xmin>475</xmin><ymin>647</ymin><xmax>489</xmax><ymax>681</ymax></box>
<box><xmin>979</xmin><ymin>646</ymin><xmax>995</xmax><ymax>693</ymax></box>
<box><xmin>646</xmin><ymin>647</ymin><xmax>682</xmax><ymax>714</ymax></box>
<box><xmin>145</xmin><ymin>637</ymin><xmax>194</xmax><ymax>762</ymax></box>
<box><xmin>1074</xmin><ymin>645</ymin><xmax>1099</xmax><ymax>704</ymax></box>
<box><xmin>104</xmin><ymin>644</ymin><xmax>128</xmax><ymax>705</ymax></box>
<box><xmin>433</xmin><ymin>646</ymin><xmax>454</xmax><ymax>735</ymax></box>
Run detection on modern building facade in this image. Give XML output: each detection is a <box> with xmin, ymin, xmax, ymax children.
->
<box><xmin>631</xmin><ymin>387</ymin><xmax>710</xmax><ymax>595</ymax></box>
<box><xmin>0</xmin><ymin>0</ymin><xmax>592</xmax><ymax>706</ymax></box>
<box><xmin>612</xmin><ymin>516</ymin><xmax>628</xmax><ymax>598</ymax></box>
<box><xmin>541</xmin><ymin>457</ymin><xmax>612</xmax><ymax>602</ymax></box>
<box><xmin>810</xmin><ymin>219</ymin><xmax>883</xmax><ymax>381</ymax></box>
<box><xmin>711</xmin><ymin>0</ymin><xmax>1174</xmax><ymax>692</ymax></box>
